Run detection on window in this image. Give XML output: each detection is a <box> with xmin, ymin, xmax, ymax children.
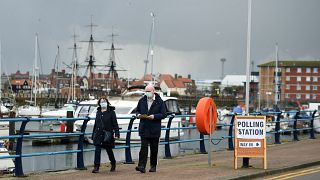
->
<box><xmin>314</xmin><ymin>68</ymin><xmax>318</xmax><ymax>73</ymax></box>
<box><xmin>297</xmin><ymin>85</ymin><xmax>301</xmax><ymax>90</ymax></box>
<box><xmin>285</xmin><ymin>94</ymin><xmax>289</xmax><ymax>98</ymax></box>
<box><xmin>296</xmin><ymin>94</ymin><xmax>301</xmax><ymax>99</ymax></box>
<box><xmin>306</xmin><ymin>85</ymin><xmax>310</xmax><ymax>91</ymax></box>
<box><xmin>286</xmin><ymin>85</ymin><xmax>290</xmax><ymax>90</ymax></box>
<box><xmin>313</xmin><ymin>86</ymin><xmax>318</xmax><ymax>90</ymax></box>
<box><xmin>165</xmin><ymin>100</ymin><xmax>181</xmax><ymax>115</ymax></box>
<box><xmin>306</xmin><ymin>94</ymin><xmax>310</xmax><ymax>99</ymax></box>
<box><xmin>306</xmin><ymin>76</ymin><xmax>311</xmax><ymax>82</ymax></box>
<box><xmin>297</xmin><ymin>76</ymin><xmax>301</xmax><ymax>82</ymax></box>
<box><xmin>313</xmin><ymin>77</ymin><xmax>318</xmax><ymax>82</ymax></box>
<box><xmin>297</xmin><ymin>68</ymin><xmax>302</xmax><ymax>73</ymax></box>
<box><xmin>313</xmin><ymin>94</ymin><xmax>317</xmax><ymax>100</ymax></box>
<box><xmin>306</xmin><ymin>68</ymin><xmax>311</xmax><ymax>73</ymax></box>
<box><xmin>286</xmin><ymin>68</ymin><xmax>290</xmax><ymax>72</ymax></box>
<box><xmin>286</xmin><ymin>76</ymin><xmax>290</xmax><ymax>81</ymax></box>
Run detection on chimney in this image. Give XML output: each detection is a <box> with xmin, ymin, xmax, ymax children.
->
<box><xmin>188</xmin><ymin>74</ymin><xmax>191</xmax><ymax>79</ymax></box>
<box><xmin>175</xmin><ymin>74</ymin><xmax>178</xmax><ymax>79</ymax></box>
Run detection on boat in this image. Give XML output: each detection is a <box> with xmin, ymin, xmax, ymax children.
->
<box><xmin>17</xmin><ymin>34</ymin><xmax>44</xmax><ymax>117</ymax></box>
<box><xmin>41</xmin><ymin>103</ymin><xmax>77</xmax><ymax>118</ymax></box>
<box><xmin>73</xmin><ymin>95</ymin><xmax>185</xmax><ymax>141</ymax></box>
<box><xmin>0</xmin><ymin>140</ymin><xmax>15</xmax><ymax>173</ymax></box>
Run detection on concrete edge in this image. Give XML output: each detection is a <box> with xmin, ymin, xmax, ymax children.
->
<box><xmin>229</xmin><ymin>161</ymin><xmax>320</xmax><ymax>180</ymax></box>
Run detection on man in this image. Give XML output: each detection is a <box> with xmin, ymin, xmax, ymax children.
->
<box><xmin>135</xmin><ymin>84</ymin><xmax>166</xmax><ymax>173</ymax></box>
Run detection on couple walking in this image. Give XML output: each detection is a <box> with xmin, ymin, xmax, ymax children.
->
<box><xmin>91</xmin><ymin>84</ymin><xmax>166</xmax><ymax>173</ymax></box>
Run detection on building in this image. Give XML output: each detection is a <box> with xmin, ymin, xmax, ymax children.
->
<box><xmin>258</xmin><ymin>60</ymin><xmax>320</xmax><ymax>105</ymax></box>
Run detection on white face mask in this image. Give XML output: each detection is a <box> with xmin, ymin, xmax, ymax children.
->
<box><xmin>145</xmin><ymin>92</ymin><xmax>154</xmax><ymax>98</ymax></box>
<box><xmin>100</xmin><ymin>102</ymin><xmax>109</xmax><ymax>109</ymax></box>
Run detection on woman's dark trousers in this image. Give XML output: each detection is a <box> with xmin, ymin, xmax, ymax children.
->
<box><xmin>94</xmin><ymin>145</ymin><xmax>116</xmax><ymax>165</ymax></box>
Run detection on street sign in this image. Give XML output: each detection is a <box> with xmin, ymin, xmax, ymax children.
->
<box><xmin>234</xmin><ymin>116</ymin><xmax>267</xmax><ymax>170</ymax></box>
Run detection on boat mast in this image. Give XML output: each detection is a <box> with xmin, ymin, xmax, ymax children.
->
<box><xmin>104</xmin><ymin>31</ymin><xmax>122</xmax><ymax>94</ymax></box>
<box><xmin>53</xmin><ymin>45</ymin><xmax>61</xmax><ymax>104</ymax></box>
<box><xmin>31</xmin><ymin>34</ymin><xmax>39</xmax><ymax>106</ymax></box>
<box><xmin>71</xmin><ymin>31</ymin><xmax>80</xmax><ymax>101</ymax></box>
<box><xmin>81</xmin><ymin>15</ymin><xmax>103</xmax><ymax>91</ymax></box>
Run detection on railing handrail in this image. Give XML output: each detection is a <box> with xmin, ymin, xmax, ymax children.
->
<box><xmin>0</xmin><ymin>112</ymin><xmax>318</xmax><ymax>176</ymax></box>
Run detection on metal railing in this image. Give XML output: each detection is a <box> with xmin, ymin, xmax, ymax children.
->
<box><xmin>0</xmin><ymin>111</ymin><xmax>319</xmax><ymax>177</ymax></box>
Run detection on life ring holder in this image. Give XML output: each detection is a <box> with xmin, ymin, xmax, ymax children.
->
<box><xmin>196</xmin><ymin>97</ymin><xmax>217</xmax><ymax>135</ymax></box>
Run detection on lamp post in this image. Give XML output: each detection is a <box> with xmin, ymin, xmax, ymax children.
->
<box><xmin>220</xmin><ymin>58</ymin><xmax>226</xmax><ymax>80</ymax></box>
<box><xmin>245</xmin><ymin>0</ymin><xmax>252</xmax><ymax>114</ymax></box>
<box><xmin>266</xmin><ymin>91</ymin><xmax>272</xmax><ymax>108</ymax></box>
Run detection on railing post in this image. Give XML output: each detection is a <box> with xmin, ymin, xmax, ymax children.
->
<box><xmin>293</xmin><ymin>111</ymin><xmax>300</xmax><ymax>141</ymax></box>
<box><xmin>274</xmin><ymin>112</ymin><xmax>281</xmax><ymax>144</ymax></box>
<box><xmin>199</xmin><ymin>133</ymin><xmax>207</xmax><ymax>154</ymax></box>
<box><xmin>15</xmin><ymin>117</ymin><xmax>30</xmax><ymax>177</ymax></box>
<box><xmin>164</xmin><ymin>115</ymin><xmax>175</xmax><ymax>159</ymax></box>
<box><xmin>309</xmin><ymin>110</ymin><xmax>317</xmax><ymax>139</ymax></box>
<box><xmin>228</xmin><ymin>114</ymin><xmax>235</xmax><ymax>150</ymax></box>
<box><xmin>76</xmin><ymin>117</ymin><xmax>89</xmax><ymax>170</ymax></box>
<box><xmin>124</xmin><ymin>116</ymin><xmax>136</xmax><ymax>164</ymax></box>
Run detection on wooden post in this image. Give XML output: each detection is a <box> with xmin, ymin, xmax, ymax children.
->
<box><xmin>66</xmin><ymin>109</ymin><xmax>74</xmax><ymax>133</ymax></box>
<box><xmin>9</xmin><ymin>111</ymin><xmax>16</xmax><ymax>151</ymax></box>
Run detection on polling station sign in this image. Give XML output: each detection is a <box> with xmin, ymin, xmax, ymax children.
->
<box><xmin>234</xmin><ymin>116</ymin><xmax>267</xmax><ymax>170</ymax></box>
<box><xmin>236</xmin><ymin>118</ymin><xmax>265</xmax><ymax>139</ymax></box>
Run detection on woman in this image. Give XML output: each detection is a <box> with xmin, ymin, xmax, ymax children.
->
<box><xmin>92</xmin><ymin>98</ymin><xmax>120</xmax><ymax>173</ymax></box>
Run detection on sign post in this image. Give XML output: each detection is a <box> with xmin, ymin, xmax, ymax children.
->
<box><xmin>234</xmin><ymin>116</ymin><xmax>267</xmax><ymax>169</ymax></box>
<box><xmin>195</xmin><ymin>97</ymin><xmax>217</xmax><ymax>167</ymax></box>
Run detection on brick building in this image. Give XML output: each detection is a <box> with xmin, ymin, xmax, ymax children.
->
<box><xmin>258</xmin><ymin>61</ymin><xmax>320</xmax><ymax>105</ymax></box>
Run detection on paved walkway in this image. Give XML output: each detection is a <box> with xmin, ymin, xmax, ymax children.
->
<box><xmin>2</xmin><ymin>137</ymin><xmax>320</xmax><ymax>180</ymax></box>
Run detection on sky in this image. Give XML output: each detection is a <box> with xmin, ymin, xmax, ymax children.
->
<box><xmin>0</xmin><ymin>0</ymin><xmax>319</xmax><ymax>80</ymax></box>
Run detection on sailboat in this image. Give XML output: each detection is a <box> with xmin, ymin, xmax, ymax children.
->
<box><xmin>17</xmin><ymin>34</ymin><xmax>44</xmax><ymax>117</ymax></box>
<box><xmin>0</xmin><ymin>41</ymin><xmax>10</xmax><ymax>138</ymax></box>
<box><xmin>42</xmin><ymin>33</ymin><xmax>80</xmax><ymax>118</ymax></box>
<box><xmin>0</xmin><ymin>41</ymin><xmax>10</xmax><ymax>116</ymax></box>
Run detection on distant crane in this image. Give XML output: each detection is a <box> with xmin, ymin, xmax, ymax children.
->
<box><xmin>144</xmin><ymin>12</ymin><xmax>156</xmax><ymax>76</ymax></box>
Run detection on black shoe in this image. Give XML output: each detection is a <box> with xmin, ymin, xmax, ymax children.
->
<box><xmin>135</xmin><ymin>166</ymin><xmax>146</xmax><ymax>173</ymax></box>
<box><xmin>92</xmin><ymin>165</ymin><xmax>99</xmax><ymax>173</ymax></box>
<box><xmin>110</xmin><ymin>164</ymin><xmax>116</xmax><ymax>172</ymax></box>
<box><xmin>149</xmin><ymin>166</ymin><xmax>156</xmax><ymax>172</ymax></box>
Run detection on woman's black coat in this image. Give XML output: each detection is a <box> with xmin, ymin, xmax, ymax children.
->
<box><xmin>92</xmin><ymin>106</ymin><xmax>120</xmax><ymax>148</ymax></box>
<box><xmin>136</xmin><ymin>93</ymin><xmax>167</xmax><ymax>138</ymax></box>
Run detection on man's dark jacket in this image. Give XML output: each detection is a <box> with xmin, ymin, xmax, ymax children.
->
<box><xmin>136</xmin><ymin>93</ymin><xmax>167</xmax><ymax>138</ymax></box>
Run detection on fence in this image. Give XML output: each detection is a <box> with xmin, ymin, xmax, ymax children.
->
<box><xmin>0</xmin><ymin>110</ymin><xmax>319</xmax><ymax>177</ymax></box>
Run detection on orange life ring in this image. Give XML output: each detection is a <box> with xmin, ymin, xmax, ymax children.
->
<box><xmin>196</xmin><ymin>97</ymin><xmax>217</xmax><ymax>135</ymax></box>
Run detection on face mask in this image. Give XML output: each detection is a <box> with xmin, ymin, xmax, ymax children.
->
<box><xmin>145</xmin><ymin>92</ymin><xmax>154</xmax><ymax>98</ymax></box>
<box><xmin>100</xmin><ymin>102</ymin><xmax>109</xmax><ymax>109</ymax></box>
